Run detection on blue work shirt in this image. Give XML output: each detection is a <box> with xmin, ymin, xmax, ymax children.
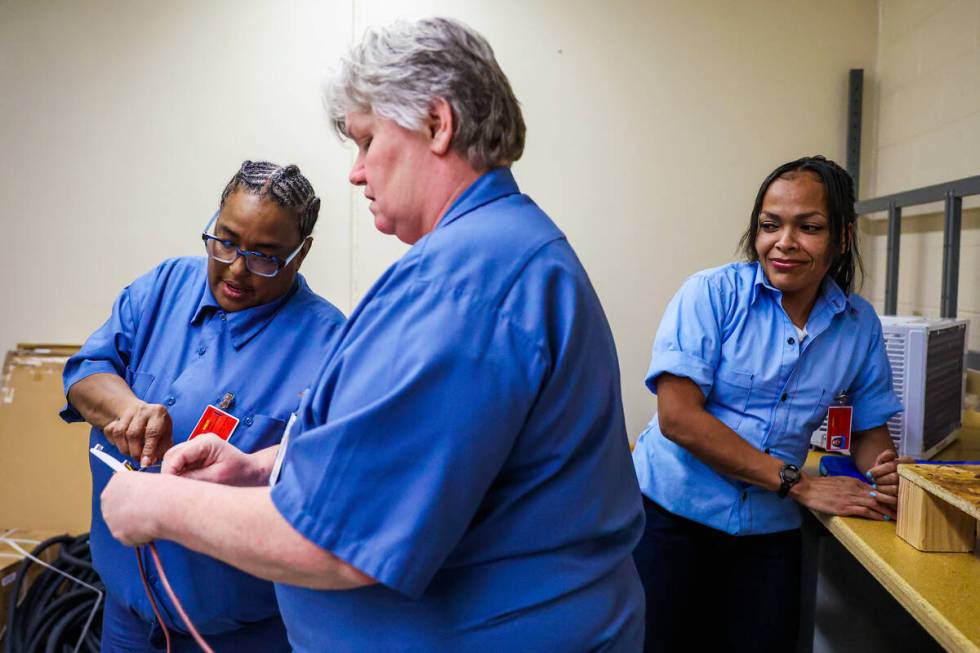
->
<box><xmin>271</xmin><ymin>168</ymin><xmax>645</xmax><ymax>652</ymax></box>
<box><xmin>61</xmin><ymin>256</ymin><xmax>345</xmax><ymax>637</ymax></box>
<box><xmin>632</xmin><ymin>262</ymin><xmax>902</xmax><ymax>535</ymax></box>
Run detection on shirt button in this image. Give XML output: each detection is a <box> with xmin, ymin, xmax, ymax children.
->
<box><xmin>197</xmin><ymin>346</ymin><xmax>207</xmax><ymax>356</ymax></box>
<box><xmin>780</xmin><ymin>393</ymin><xmax>788</xmax><ymax>402</ymax></box>
<box><xmin>787</xmin><ymin>337</ymin><xmax>795</xmax><ymax>345</ymax></box>
<box><xmin>219</xmin><ymin>313</ymin><xmax>226</xmax><ymax>321</ymax></box>
<box><xmin>165</xmin><ymin>396</ymin><xmax>176</xmax><ymax>406</ymax></box>
<box><xmin>244</xmin><ymin>416</ymin><xmax>254</xmax><ymax>427</ymax></box>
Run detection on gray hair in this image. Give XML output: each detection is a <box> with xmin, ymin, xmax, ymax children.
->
<box><xmin>326</xmin><ymin>17</ymin><xmax>526</xmax><ymax>170</ymax></box>
<box><xmin>220</xmin><ymin>160</ymin><xmax>321</xmax><ymax>239</ymax></box>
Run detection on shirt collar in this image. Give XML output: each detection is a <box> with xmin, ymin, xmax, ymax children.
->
<box><xmin>750</xmin><ymin>260</ymin><xmax>850</xmax><ymax>315</ymax></box>
<box><xmin>434</xmin><ymin>167</ymin><xmax>521</xmax><ymax>231</ymax></box>
<box><xmin>190</xmin><ymin>275</ymin><xmax>303</xmax><ymax>349</ymax></box>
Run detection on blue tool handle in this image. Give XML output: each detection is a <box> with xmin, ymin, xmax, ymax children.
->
<box><xmin>818</xmin><ymin>456</ymin><xmax>870</xmax><ymax>484</ymax></box>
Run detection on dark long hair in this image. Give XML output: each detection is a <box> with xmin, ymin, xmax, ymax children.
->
<box><xmin>737</xmin><ymin>155</ymin><xmax>863</xmax><ymax>295</ymax></box>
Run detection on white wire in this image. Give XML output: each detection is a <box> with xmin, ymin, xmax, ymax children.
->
<box><xmin>0</xmin><ymin>534</ymin><xmax>104</xmax><ymax>653</ymax></box>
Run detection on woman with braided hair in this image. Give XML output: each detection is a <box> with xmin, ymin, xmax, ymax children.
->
<box><xmin>61</xmin><ymin>160</ymin><xmax>345</xmax><ymax>652</ymax></box>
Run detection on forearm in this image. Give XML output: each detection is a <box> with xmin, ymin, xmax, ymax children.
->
<box><xmin>67</xmin><ymin>373</ymin><xmax>138</xmax><ymax>428</ymax></box>
<box><xmin>849</xmin><ymin>425</ymin><xmax>895</xmax><ymax>474</ymax></box>
<box><xmin>663</xmin><ymin>409</ymin><xmax>784</xmax><ymax>491</ymax></box>
<box><xmin>149</xmin><ymin>475</ymin><xmax>372</xmax><ymax>589</ymax></box>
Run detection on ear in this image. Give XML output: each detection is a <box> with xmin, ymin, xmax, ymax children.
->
<box><xmin>295</xmin><ymin>237</ymin><xmax>313</xmax><ymax>270</ymax></box>
<box><xmin>425</xmin><ymin>97</ymin><xmax>455</xmax><ymax>156</ymax></box>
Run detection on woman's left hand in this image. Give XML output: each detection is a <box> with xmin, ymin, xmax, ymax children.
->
<box><xmin>865</xmin><ymin>449</ymin><xmax>916</xmax><ymax>497</ymax></box>
<box><xmin>101</xmin><ymin>471</ymin><xmax>168</xmax><ymax>546</ymax></box>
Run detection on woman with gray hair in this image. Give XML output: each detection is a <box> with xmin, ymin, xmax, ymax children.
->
<box><xmin>99</xmin><ymin>17</ymin><xmax>645</xmax><ymax>652</ymax></box>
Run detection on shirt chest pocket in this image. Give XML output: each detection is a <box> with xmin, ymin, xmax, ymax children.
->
<box><xmin>708</xmin><ymin>367</ymin><xmax>754</xmax><ymax>432</ymax></box>
<box><xmin>232</xmin><ymin>413</ymin><xmax>288</xmax><ymax>452</ymax></box>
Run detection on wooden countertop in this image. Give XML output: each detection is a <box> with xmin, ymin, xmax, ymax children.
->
<box><xmin>805</xmin><ymin>427</ymin><xmax>980</xmax><ymax>653</ymax></box>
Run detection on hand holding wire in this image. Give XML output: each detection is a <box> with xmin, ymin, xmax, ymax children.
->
<box><xmin>100</xmin><ymin>469</ymin><xmax>164</xmax><ymax>546</ymax></box>
<box><xmin>162</xmin><ymin>433</ymin><xmax>268</xmax><ymax>486</ymax></box>
<box><xmin>91</xmin><ymin>445</ymin><xmax>215</xmax><ymax>653</ymax></box>
<box><xmin>103</xmin><ymin>398</ymin><xmax>173</xmax><ymax>468</ymax></box>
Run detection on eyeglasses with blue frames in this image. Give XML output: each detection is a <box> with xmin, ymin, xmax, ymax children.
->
<box><xmin>201</xmin><ymin>211</ymin><xmax>306</xmax><ymax>278</ymax></box>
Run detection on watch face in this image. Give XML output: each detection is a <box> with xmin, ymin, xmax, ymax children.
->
<box><xmin>781</xmin><ymin>465</ymin><xmax>801</xmax><ymax>484</ymax></box>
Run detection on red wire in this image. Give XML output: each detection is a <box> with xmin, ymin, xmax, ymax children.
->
<box><xmin>135</xmin><ymin>546</ymin><xmax>172</xmax><ymax>653</ymax></box>
<box><xmin>148</xmin><ymin>542</ymin><xmax>216</xmax><ymax>653</ymax></box>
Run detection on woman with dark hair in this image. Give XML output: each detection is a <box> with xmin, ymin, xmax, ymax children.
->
<box><xmin>62</xmin><ymin>160</ymin><xmax>345</xmax><ymax>652</ymax></box>
<box><xmin>631</xmin><ymin>155</ymin><xmax>908</xmax><ymax>653</ymax></box>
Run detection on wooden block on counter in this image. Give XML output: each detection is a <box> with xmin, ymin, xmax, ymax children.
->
<box><xmin>896</xmin><ymin>464</ymin><xmax>980</xmax><ymax>553</ymax></box>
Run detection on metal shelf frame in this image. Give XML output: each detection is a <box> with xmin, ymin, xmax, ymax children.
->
<box><xmin>855</xmin><ymin>175</ymin><xmax>980</xmax><ymax>319</ymax></box>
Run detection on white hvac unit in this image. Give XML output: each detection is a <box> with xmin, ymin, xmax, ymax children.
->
<box><xmin>811</xmin><ymin>316</ymin><xmax>969</xmax><ymax>458</ymax></box>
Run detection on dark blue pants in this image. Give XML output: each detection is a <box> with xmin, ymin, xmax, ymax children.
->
<box><xmin>632</xmin><ymin>496</ymin><xmax>801</xmax><ymax>653</ymax></box>
<box><xmin>100</xmin><ymin>594</ymin><xmax>291</xmax><ymax>653</ymax></box>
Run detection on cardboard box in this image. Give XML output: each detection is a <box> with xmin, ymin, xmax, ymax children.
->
<box><xmin>0</xmin><ymin>344</ymin><xmax>91</xmax><ymax>533</ymax></box>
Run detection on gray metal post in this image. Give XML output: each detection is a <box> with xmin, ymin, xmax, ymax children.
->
<box><xmin>941</xmin><ymin>192</ymin><xmax>962</xmax><ymax>318</ymax></box>
<box><xmin>885</xmin><ymin>203</ymin><xmax>901</xmax><ymax>316</ymax></box>
<box><xmin>847</xmin><ymin>70</ymin><xmax>864</xmax><ymax>198</ymax></box>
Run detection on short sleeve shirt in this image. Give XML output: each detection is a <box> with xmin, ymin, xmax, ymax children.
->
<box><xmin>270</xmin><ymin>168</ymin><xmax>645</xmax><ymax>652</ymax></box>
<box><xmin>61</xmin><ymin>256</ymin><xmax>345</xmax><ymax>633</ymax></box>
<box><xmin>632</xmin><ymin>262</ymin><xmax>902</xmax><ymax>535</ymax></box>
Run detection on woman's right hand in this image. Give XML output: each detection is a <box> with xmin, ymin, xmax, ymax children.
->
<box><xmin>103</xmin><ymin>399</ymin><xmax>173</xmax><ymax>468</ymax></box>
<box><xmin>790</xmin><ymin>474</ymin><xmax>897</xmax><ymax>521</ymax></box>
<box><xmin>162</xmin><ymin>434</ymin><xmax>271</xmax><ymax>486</ymax></box>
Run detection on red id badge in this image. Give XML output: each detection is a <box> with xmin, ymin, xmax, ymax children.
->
<box><xmin>189</xmin><ymin>405</ymin><xmax>240</xmax><ymax>441</ymax></box>
<box><xmin>825</xmin><ymin>405</ymin><xmax>853</xmax><ymax>452</ymax></box>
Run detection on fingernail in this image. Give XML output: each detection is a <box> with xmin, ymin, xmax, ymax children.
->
<box><xmin>883</xmin><ymin>515</ymin><xmax>891</xmax><ymax>522</ymax></box>
<box><xmin>869</xmin><ymin>491</ymin><xmax>877</xmax><ymax>497</ymax></box>
<box><xmin>141</xmin><ymin>457</ymin><xmax>150</xmax><ymax>468</ymax></box>
<box><xmin>872</xmin><ymin>483</ymin><xmax>877</xmax><ymax>489</ymax></box>
<box><xmin>865</xmin><ymin>471</ymin><xmax>873</xmax><ymax>479</ymax></box>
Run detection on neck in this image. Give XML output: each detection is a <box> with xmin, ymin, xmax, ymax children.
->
<box><xmin>420</xmin><ymin>156</ymin><xmax>486</xmax><ymax>237</ymax></box>
<box><xmin>780</xmin><ymin>284</ymin><xmax>821</xmax><ymax>328</ymax></box>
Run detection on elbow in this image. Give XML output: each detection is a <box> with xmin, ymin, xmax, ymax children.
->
<box><xmin>657</xmin><ymin>408</ymin><xmax>690</xmax><ymax>446</ymax></box>
<box><xmin>285</xmin><ymin>540</ymin><xmax>375</xmax><ymax>591</ymax></box>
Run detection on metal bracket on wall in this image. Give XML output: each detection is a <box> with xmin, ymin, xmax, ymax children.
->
<box><xmin>847</xmin><ymin>69</ymin><xmax>864</xmax><ymax>198</ymax></box>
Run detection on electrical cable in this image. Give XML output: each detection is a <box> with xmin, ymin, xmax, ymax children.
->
<box><xmin>146</xmin><ymin>543</ymin><xmax>214</xmax><ymax>653</ymax></box>
<box><xmin>134</xmin><ymin>546</ymin><xmax>171</xmax><ymax>653</ymax></box>
<box><xmin>3</xmin><ymin>533</ymin><xmax>102</xmax><ymax>653</ymax></box>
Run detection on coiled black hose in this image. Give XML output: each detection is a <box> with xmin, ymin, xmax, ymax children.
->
<box><xmin>4</xmin><ymin>534</ymin><xmax>102</xmax><ymax>653</ymax></box>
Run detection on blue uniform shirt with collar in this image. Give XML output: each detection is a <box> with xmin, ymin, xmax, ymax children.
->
<box><xmin>61</xmin><ymin>256</ymin><xmax>345</xmax><ymax>637</ymax></box>
<box><xmin>270</xmin><ymin>168</ymin><xmax>646</xmax><ymax>653</ymax></box>
<box><xmin>632</xmin><ymin>262</ymin><xmax>902</xmax><ymax>535</ymax></box>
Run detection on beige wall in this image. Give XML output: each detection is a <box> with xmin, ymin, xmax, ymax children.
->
<box><xmin>0</xmin><ymin>0</ymin><xmax>878</xmax><ymax>438</ymax></box>
<box><xmin>861</xmin><ymin>0</ymin><xmax>980</xmax><ymax>353</ymax></box>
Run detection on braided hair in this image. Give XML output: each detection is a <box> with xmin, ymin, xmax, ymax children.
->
<box><xmin>220</xmin><ymin>161</ymin><xmax>321</xmax><ymax>238</ymax></box>
<box><xmin>738</xmin><ymin>155</ymin><xmax>864</xmax><ymax>295</ymax></box>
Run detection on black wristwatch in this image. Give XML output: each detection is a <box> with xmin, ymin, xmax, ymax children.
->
<box><xmin>777</xmin><ymin>464</ymin><xmax>801</xmax><ymax>498</ymax></box>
